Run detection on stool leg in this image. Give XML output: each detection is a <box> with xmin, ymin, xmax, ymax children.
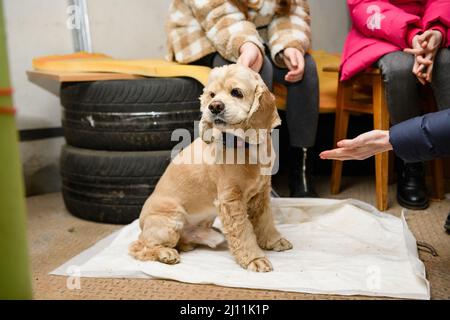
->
<box><xmin>331</xmin><ymin>80</ymin><xmax>351</xmax><ymax>194</ymax></box>
<box><xmin>373</xmin><ymin>76</ymin><xmax>389</xmax><ymax>211</ymax></box>
<box><xmin>431</xmin><ymin>159</ymin><xmax>445</xmax><ymax>200</ymax></box>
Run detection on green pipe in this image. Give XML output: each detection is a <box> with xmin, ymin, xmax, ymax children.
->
<box><xmin>0</xmin><ymin>0</ymin><xmax>32</xmax><ymax>299</ymax></box>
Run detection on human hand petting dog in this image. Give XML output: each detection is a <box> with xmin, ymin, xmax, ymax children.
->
<box><xmin>404</xmin><ymin>30</ymin><xmax>443</xmax><ymax>84</ymax></box>
<box><xmin>238</xmin><ymin>42</ymin><xmax>264</xmax><ymax>72</ymax></box>
<box><xmin>282</xmin><ymin>47</ymin><xmax>305</xmax><ymax>83</ymax></box>
<box><xmin>320</xmin><ymin>130</ymin><xmax>392</xmax><ymax>161</ymax></box>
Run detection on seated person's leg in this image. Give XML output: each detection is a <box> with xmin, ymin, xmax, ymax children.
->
<box><xmin>431</xmin><ymin>48</ymin><xmax>450</xmax><ymax>111</ymax></box>
<box><xmin>272</xmin><ymin>54</ymin><xmax>319</xmax><ymax>198</ymax></box>
<box><xmin>429</xmin><ymin>48</ymin><xmax>450</xmax><ymax>231</ymax></box>
<box><xmin>377</xmin><ymin>51</ymin><xmax>428</xmax><ymax>210</ymax></box>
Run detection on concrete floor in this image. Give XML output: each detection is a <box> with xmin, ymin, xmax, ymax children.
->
<box><xmin>26</xmin><ymin>176</ymin><xmax>450</xmax><ymax>299</ymax></box>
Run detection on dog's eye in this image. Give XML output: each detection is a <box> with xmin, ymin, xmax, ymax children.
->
<box><xmin>210</xmin><ymin>92</ymin><xmax>215</xmax><ymax>98</ymax></box>
<box><xmin>230</xmin><ymin>88</ymin><xmax>243</xmax><ymax>99</ymax></box>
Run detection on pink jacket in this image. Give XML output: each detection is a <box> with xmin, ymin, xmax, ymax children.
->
<box><xmin>340</xmin><ymin>0</ymin><xmax>450</xmax><ymax>81</ymax></box>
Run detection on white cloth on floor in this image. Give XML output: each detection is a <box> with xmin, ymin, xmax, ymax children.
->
<box><xmin>51</xmin><ymin>198</ymin><xmax>430</xmax><ymax>300</ymax></box>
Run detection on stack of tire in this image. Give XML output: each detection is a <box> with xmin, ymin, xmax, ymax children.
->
<box><xmin>59</xmin><ymin>78</ymin><xmax>203</xmax><ymax>224</ymax></box>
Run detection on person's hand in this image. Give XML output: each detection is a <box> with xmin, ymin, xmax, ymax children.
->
<box><xmin>282</xmin><ymin>47</ymin><xmax>305</xmax><ymax>83</ymax></box>
<box><xmin>404</xmin><ymin>30</ymin><xmax>443</xmax><ymax>83</ymax></box>
<box><xmin>237</xmin><ymin>42</ymin><xmax>264</xmax><ymax>72</ymax></box>
<box><xmin>408</xmin><ymin>35</ymin><xmax>430</xmax><ymax>85</ymax></box>
<box><xmin>319</xmin><ymin>130</ymin><xmax>392</xmax><ymax>161</ymax></box>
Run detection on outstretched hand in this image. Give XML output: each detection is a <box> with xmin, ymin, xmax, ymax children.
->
<box><xmin>319</xmin><ymin>130</ymin><xmax>392</xmax><ymax>161</ymax></box>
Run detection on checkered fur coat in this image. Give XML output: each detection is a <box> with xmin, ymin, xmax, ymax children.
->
<box><xmin>166</xmin><ymin>0</ymin><xmax>311</xmax><ymax>68</ymax></box>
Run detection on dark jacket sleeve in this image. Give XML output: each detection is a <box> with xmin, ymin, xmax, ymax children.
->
<box><xmin>389</xmin><ymin>109</ymin><xmax>450</xmax><ymax>163</ymax></box>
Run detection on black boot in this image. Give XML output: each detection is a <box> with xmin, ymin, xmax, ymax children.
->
<box><xmin>397</xmin><ymin>161</ymin><xmax>429</xmax><ymax>210</ymax></box>
<box><xmin>445</xmin><ymin>213</ymin><xmax>450</xmax><ymax>234</ymax></box>
<box><xmin>288</xmin><ymin>147</ymin><xmax>318</xmax><ymax>198</ymax></box>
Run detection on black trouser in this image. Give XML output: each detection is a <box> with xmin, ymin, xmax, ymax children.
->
<box><xmin>377</xmin><ymin>49</ymin><xmax>450</xmax><ymax>125</ymax></box>
<box><xmin>191</xmin><ymin>52</ymin><xmax>319</xmax><ymax>148</ymax></box>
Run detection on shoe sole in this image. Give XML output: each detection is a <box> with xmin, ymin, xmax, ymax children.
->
<box><xmin>397</xmin><ymin>195</ymin><xmax>429</xmax><ymax>210</ymax></box>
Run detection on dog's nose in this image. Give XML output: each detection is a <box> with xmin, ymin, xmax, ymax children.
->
<box><xmin>209</xmin><ymin>101</ymin><xmax>225</xmax><ymax>115</ymax></box>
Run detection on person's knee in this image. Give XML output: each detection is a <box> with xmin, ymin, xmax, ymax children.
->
<box><xmin>303</xmin><ymin>54</ymin><xmax>318</xmax><ymax>78</ymax></box>
<box><xmin>260</xmin><ymin>55</ymin><xmax>274</xmax><ymax>89</ymax></box>
<box><xmin>378</xmin><ymin>52</ymin><xmax>415</xmax><ymax>81</ymax></box>
<box><xmin>434</xmin><ymin>48</ymin><xmax>450</xmax><ymax>71</ymax></box>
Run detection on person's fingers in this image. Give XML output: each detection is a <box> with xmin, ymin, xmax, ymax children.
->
<box><xmin>237</xmin><ymin>54</ymin><xmax>250</xmax><ymax>67</ymax></box>
<box><xmin>296</xmin><ymin>52</ymin><xmax>304</xmax><ymax>71</ymax></box>
<box><xmin>319</xmin><ymin>148</ymin><xmax>352</xmax><ymax>160</ymax></box>
<box><xmin>285</xmin><ymin>65</ymin><xmax>303</xmax><ymax>81</ymax></box>
<box><xmin>413</xmin><ymin>61</ymin><xmax>425</xmax><ymax>76</ymax></box>
<box><xmin>285</xmin><ymin>73</ymin><xmax>301</xmax><ymax>83</ymax></box>
<box><xmin>291</xmin><ymin>52</ymin><xmax>304</xmax><ymax>80</ymax></box>
<box><xmin>418</xmin><ymin>52</ymin><xmax>434</xmax><ymax>82</ymax></box>
<box><xmin>418</xmin><ymin>30</ymin><xmax>432</xmax><ymax>42</ymax></box>
<box><xmin>287</xmin><ymin>68</ymin><xmax>302</xmax><ymax>76</ymax></box>
<box><xmin>284</xmin><ymin>56</ymin><xmax>294</xmax><ymax>70</ymax></box>
<box><xmin>426</xmin><ymin>61</ymin><xmax>434</xmax><ymax>83</ymax></box>
<box><xmin>250</xmin><ymin>57</ymin><xmax>263</xmax><ymax>73</ymax></box>
<box><xmin>289</xmin><ymin>52</ymin><xmax>298</xmax><ymax>68</ymax></box>
<box><xmin>416</xmin><ymin>55</ymin><xmax>433</xmax><ymax>65</ymax></box>
<box><xmin>336</xmin><ymin>138</ymin><xmax>359</xmax><ymax>148</ymax></box>
<box><xmin>295</xmin><ymin>50</ymin><xmax>304</xmax><ymax>66</ymax></box>
<box><xmin>412</xmin><ymin>59</ymin><xmax>419</xmax><ymax>73</ymax></box>
<box><xmin>285</xmin><ymin>68</ymin><xmax>303</xmax><ymax>82</ymax></box>
<box><xmin>417</xmin><ymin>74</ymin><xmax>427</xmax><ymax>85</ymax></box>
<box><xmin>426</xmin><ymin>39</ymin><xmax>439</xmax><ymax>53</ymax></box>
<box><xmin>413</xmin><ymin>60</ymin><xmax>427</xmax><ymax>84</ymax></box>
<box><xmin>320</xmin><ymin>148</ymin><xmax>371</xmax><ymax>161</ymax></box>
<box><xmin>404</xmin><ymin>47</ymin><xmax>424</xmax><ymax>55</ymax></box>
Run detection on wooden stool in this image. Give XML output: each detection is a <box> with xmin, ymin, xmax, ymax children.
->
<box><xmin>327</xmin><ymin>67</ymin><xmax>445</xmax><ymax>211</ymax></box>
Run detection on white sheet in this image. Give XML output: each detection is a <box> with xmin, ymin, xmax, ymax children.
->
<box><xmin>51</xmin><ymin>198</ymin><xmax>430</xmax><ymax>300</ymax></box>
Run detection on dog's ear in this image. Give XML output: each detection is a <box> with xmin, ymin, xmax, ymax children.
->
<box><xmin>264</xmin><ymin>91</ymin><xmax>282</xmax><ymax>130</ymax></box>
<box><xmin>246</xmin><ymin>79</ymin><xmax>281</xmax><ymax>144</ymax></box>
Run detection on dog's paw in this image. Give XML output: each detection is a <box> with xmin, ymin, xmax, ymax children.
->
<box><xmin>129</xmin><ymin>240</ymin><xmax>156</xmax><ymax>261</ymax></box>
<box><xmin>269</xmin><ymin>238</ymin><xmax>293</xmax><ymax>252</ymax></box>
<box><xmin>246</xmin><ymin>257</ymin><xmax>273</xmax><ymax>272</ymax></box>
<box><xmin>157</xmin><ymin>248</ymin><xmax>180</xmax><ymax>264</ymax></box>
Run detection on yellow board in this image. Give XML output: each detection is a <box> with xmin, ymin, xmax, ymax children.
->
<box><xmin>33</xmin><ymin>52</ymin><xmax>211</xmax><ymax>86</ymax></box>
<box><xmin>33</xmin><ymin>51</ymin><xmax>341</xmax><ymax>113</ymax></box>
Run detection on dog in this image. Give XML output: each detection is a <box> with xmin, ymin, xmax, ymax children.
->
<box><xmin>129</xmin><ymin>64</ymin><xmax>292</xmax><ymax>272</ymax></box>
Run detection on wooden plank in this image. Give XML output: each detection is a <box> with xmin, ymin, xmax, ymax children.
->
<box><xmin>26</xmin><ymin>70</ymin><xmax>144</xmax><ymax>96</ymax></box>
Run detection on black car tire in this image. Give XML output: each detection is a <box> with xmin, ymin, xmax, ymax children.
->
<box><xmin>60</xmin><ymin>78</ymin><xmax>202</xmax><ymax>151</ymax></box>
<box><xmin>60</xmin><ymin>144</ymin><xmax>172</xmax><ymax>224</ymax></box>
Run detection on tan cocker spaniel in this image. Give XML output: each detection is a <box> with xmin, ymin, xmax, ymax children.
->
<box><xmin>129</xmin><ymin>64</ymin><xmax>292</xmax><ymax>272</ymax></box>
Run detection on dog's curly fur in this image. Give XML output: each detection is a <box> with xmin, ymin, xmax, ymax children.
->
<box><xmin>129</xmin><ymin>64</ymin><xmax>292</xmax><ymax>272</ymax></box>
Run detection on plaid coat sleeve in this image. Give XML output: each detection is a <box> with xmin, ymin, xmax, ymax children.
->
<box><xmin>267</xmin><ymin>0</ymin><xmax>312</xmax><ymax>68</ymax></box>
<box><xmin>186</xmin><ymin>0</ymin><xmax>265</xmax><ymax>62</ymax></box>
